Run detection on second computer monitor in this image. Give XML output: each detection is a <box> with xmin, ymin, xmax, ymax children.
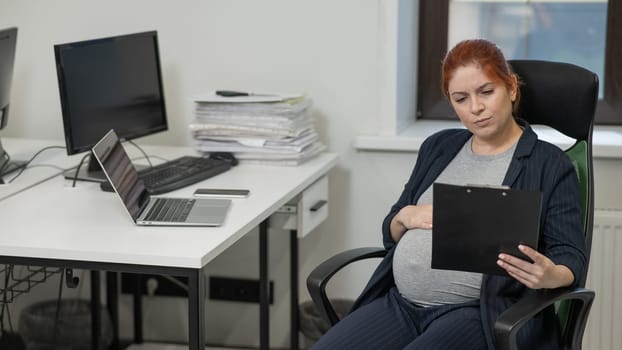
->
<box><xmin>0</xmin><ymin>27</ymin><xmax>24</xmax><ymax>177</ymax></box>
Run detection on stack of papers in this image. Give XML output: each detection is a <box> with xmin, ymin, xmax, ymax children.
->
<box><xmin>189</xmin><ymin>92</ymin><xmax>326</xmax><ymax>166</ymax></box>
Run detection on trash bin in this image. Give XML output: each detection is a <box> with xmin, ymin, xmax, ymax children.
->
<box><xmin>299</xmin><ymin>299</ymin><xmax>354</xmax><ymax>349</ymax></box>
<box><xmin>18</xmin><ymin>298</ymin><xmax>113</xmax><ymax>350</ymax></box>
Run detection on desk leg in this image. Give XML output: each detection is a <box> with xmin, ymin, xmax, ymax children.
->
<box><xmin>106</xmin><ymin>271</ymin><xmax>119</xmax><ymax>350</ymax></box>
<box><xmin>188</xmin><ymin>268</ymin><xmax>206</xmax><ymax>350</ymax></box>
<box><xmin>91</xmin><ymin>270</ymin><xmax>101</xmax><ymax>350</ymax></box>
<box><xmin>133</xmin><ymin>274</ymin><xmax>143</xmax><ymax>343</ymax></box>
<box><xmin>290</xmin><ymin>230</ymin><xmax>299</xmax><ymax>350</ymax></box>
<box><xmin>259</xmin><ymin>219</ymin><xmax>270</xmax><ymax>350</ymax></box>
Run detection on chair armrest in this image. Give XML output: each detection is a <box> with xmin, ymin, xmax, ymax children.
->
<box><xmin>494</xmin><ymin>287</ymin><xmax>595</xmax><ymax>350</ymax></box>
<box><xmin>306</xmin><ymin>247</ymin><xmax>387</xmax><ymax>326</ymax></box>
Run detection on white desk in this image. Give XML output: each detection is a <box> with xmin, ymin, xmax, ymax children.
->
<box><xmin>0</xmin><ymin>138</ymin><xmax>338</xmax><ymax>349</ymax></box>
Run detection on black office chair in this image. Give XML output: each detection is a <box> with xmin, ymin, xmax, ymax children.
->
<box><xmin>307</xmin><ymin>60</ymin><xmax>598</xmax><ymax>350</ymax></box>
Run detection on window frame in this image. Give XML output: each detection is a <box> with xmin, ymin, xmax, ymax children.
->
<box><xmin>417</xmin><ymin>0</ymin><xmax>622</xmax><ymax>125</ymax></box>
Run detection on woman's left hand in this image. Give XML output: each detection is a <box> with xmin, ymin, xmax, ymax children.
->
<box><xmin>497</xmin><ymin>245</ymin><xmax>574</xmax><ymax>289</ymax></box>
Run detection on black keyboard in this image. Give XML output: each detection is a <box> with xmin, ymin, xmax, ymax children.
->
<box><xmin>100</xmin><ymin>156</ymin><xmax>232</xmax><ymax>195</ymax></box>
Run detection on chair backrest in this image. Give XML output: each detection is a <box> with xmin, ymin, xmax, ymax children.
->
<box><xmin>509</xmin><ymin>60</ymin><xmax>598</xmax><ymax>287</ymax></box>
<box><xmin>509</xmin><ymin>60</ymin><xmax>598</xmax><ymax>338</ymax></box>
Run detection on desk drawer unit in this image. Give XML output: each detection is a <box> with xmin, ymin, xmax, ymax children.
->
<box><xmin>297</xmin><ymin>175</ymin><xmax>329</xmax><ymax>238</ymax></box>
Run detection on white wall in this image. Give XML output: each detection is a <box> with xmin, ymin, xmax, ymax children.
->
<box><xmin>0</xmin><ymin>0</ymin><xmax>419</xmax><ymax>347</ymax></box>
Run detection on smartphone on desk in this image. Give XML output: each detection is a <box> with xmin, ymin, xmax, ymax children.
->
<box><xmin>193</xmin><ymin>188</ymin><xmax>250</xmax><ymax>198</ymax></box>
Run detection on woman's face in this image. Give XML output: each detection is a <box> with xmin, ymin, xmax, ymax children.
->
<box><xmin>447</xmin><ymin>63</ymin><xmax>517</xmax><ymax>143</ymax></box>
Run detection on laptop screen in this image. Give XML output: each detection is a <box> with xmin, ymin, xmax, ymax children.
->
<box><xmin>92</xmin><ymin>129</ymin><xmax>150</xmax><ymax>220</ymax></box>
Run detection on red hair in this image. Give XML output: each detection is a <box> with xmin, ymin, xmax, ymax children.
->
<box><xmin>441</xmin><ymin>39</ymin><xmax>520</xmax><ymax>115</ymax></box>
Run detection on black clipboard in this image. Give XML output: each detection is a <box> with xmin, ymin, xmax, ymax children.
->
<box><xmin>431</xmin><ymin>183</ymin><xmax>542</xmax><ymax>276</ymax></box>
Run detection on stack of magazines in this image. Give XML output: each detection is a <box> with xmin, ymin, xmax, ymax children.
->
<box><xmin>189</xmin><ymin>91</ymin><xmax>326</xmax><ymax>166</ymax></box>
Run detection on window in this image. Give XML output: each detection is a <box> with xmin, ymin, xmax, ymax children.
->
<box><xmin>418</xmin><ymin>0</ymin><xmax>622</xmax><ymax>125</ymax></box>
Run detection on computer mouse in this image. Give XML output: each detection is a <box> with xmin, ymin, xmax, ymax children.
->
<box><xmin>208</xmin><ymin>152</ymin><xmax>238</xmax><ymax>166</ymax></box>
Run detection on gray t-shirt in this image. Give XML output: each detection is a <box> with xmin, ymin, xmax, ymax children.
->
<box><xmin>393</xmin><ymin>137</ymin><xmax>517</xmax><ymax>306</ymax></box>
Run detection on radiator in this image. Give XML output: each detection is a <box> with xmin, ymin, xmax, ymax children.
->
<box><xmin>583</xmin><ymin>209</ymin><xmax>622</xmax><ymax>349</ymax></box>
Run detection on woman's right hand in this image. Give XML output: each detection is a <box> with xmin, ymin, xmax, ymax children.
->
<box><xmin>390</xmin><ymin>204</ymin><xmax>433</xmax><ymax>242</ymax></box>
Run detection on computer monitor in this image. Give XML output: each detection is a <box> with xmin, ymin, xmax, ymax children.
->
<box><xmin>0</xmin><ymin>27</ymin><xmax>26</xmax><ymax>180</ymax></box>
<box><xmin>54</xmin><ymin>30</ymin><xmax>168</xmax><ymax>182</ymax></box>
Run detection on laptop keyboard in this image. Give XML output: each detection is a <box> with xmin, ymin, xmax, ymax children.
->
<box><xmin>145</xmin><ymin>198</ymin><xmax>195</xmax><ymax>222</ymax></box>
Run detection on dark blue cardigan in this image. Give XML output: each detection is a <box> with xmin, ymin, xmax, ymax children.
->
<box><xmin>350</xmin><ymin>121</ymin><xmax>587</xmax><ymax>349</ymax></box>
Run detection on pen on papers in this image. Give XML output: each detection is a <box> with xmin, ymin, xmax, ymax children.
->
<box><xmin>215</xmin><ymin>90</ymin><xmax>279</xmax><ymax>97</ymax></box>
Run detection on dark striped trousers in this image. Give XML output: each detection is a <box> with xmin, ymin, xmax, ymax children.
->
<box><xmin>311</xmin><ymin>287</ymin><xmax>487</xmax><ymax>350</ymax></box>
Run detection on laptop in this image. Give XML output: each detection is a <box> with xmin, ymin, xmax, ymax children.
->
<box><xmin>92</xmin><ymin>129</ymin><xmax>231</xmax><ymax>226</ymax></box>
<box><xmin>431</xmin><ymin>183</ymin><xmax>542</xmax><ymax>276</ymax></box>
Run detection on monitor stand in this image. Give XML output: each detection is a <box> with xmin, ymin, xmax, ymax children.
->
<box><xmin>63</xmin><ymin>152</ymin><xmax>107</xmax><ymax>183</ymax></box>
<box><xmin>63</xmin><ymin>151</ymin><xmax>149</xmax><ymax>183</ymax></box>
<box><xmin>0</xmin><ymin>137</ymin><xmax>28</xmax><ymax>179</ymax></box>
